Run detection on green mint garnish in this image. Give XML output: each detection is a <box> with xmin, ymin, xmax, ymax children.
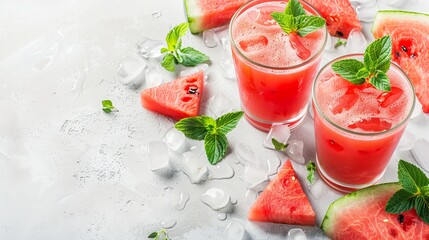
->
<box><xmin>175</xmin><ymin>111</ymin><xmax>244</xmax><ymax>165</ymax></box>
<box><xmin>306</xmin><ymin>161</ymin><xmax>316</xmax><ymax>184</ymax></box>
<box><xmin>148</xmin><ymin>228</ymin><xmax>169</xmax><ymax>240</ymax></box>
<box><xmin>272</xmin><ymin>138</ymin><xmax>289</xmax><ymax>151</ymax></box>
<box><xmin>101</xmin><ymin>100</ymin><xmax>118</xmax><ymax>113</ymax></box>
<box><xmin>385</xmin><ymin>160</ymin><xmax>429</xmax><ymax>224</ymax></box>
<box><xmin>270</xmin><ymin>0</ymin><xmax>325</xmax><ymax>37</ymax></box>
<box><xmin>334</xmin><ymin>38</ymin><xmax>347</xmax><ymax>48</ymax></box>
<box><xmin>332</xmin><ymin>35</ymin><xmax>392</xmax><ymax>92</ymax></box>
<box><xmin>160</xmin><ymin>22</ymin><xmax>209</xmax><ymax>72</ymax></box>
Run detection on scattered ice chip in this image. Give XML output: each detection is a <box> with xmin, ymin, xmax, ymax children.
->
<box><xmin>307</xmin><ymin>179</ymin><xmax>327</xmax><ymax>200</ymax></box>
<box><xmin>241</xmin><ymin>163</ymin><xmax>269</xmax><ymax>191</ymax></box>
<box><xmin>354</xmin><ymin>1</ymin><xmax>378</xmax><ymax>23</ymax></box>
<box><xmin>208</xmin><ymin>163</ymin><xmax>235</xmax><ymax>180</ymax></box>
<box><xmin>263</xmin><ymin>123</ymin><xmax>291</xmax><ymax>150</ymax></box>
<box><xmin>235</xmin><ymin>143</ymin><xmax>259</xmax><ymax>166</ymax></box>
<box><xmin>225</xmin><ymin>219</ymin><xmax>249</xmax><ymax>240</ymax></box>
<box><xmin>411</xmin><ymin>138</ymin><xmax>429</xmax><ymax>172</ymax></box>
<box><xmin>164</xmin><ymin>127</ymin><xmax>188</xmax><ymax>153</ymax></box>
<box><xmin>160</xmin><ymin>219</ymin><xmax>176</xmax><ymax>229</ymax></box>
<box><xmin>148</xmin><ymin>141</ymin><xmax>171</xmax><ymax>174</ymax></box>
<box><xmin>180</xmin><ymin>152</ymin><xmax>208</xmax><ymax>184</ymax></box>
<box><xmin>206</xmin><ymin>93</ymin><xmax>234</xmax><ymax>118</ymax></box>
<box><xmin>173</xmin><ymin>192</ymin><xmax>190</xmax><ymax>211</ymax></box>
<box><xmin>344</xmin><ymin>29</ymin><xmax>368</xmax><ymax>54</ymax></box>
<box><xmin>136</xmin><ymin>38</ymin><xmax>164</xmax><ymax>59</ymax></box>
<box><xmin>397</xmin><ymin>131</ymin><xmax>416</xmax><ymax>152</ymax></box>
<box><xmin>179</xmin><ymin>64</ymin><xmax>210</xmax><ymax>81</ymax></box>
<box><xmin>286</xmin><ymin>140</ymin><xmax>305</xmax><ymax>164</ymax></box>
<box><xmin>220</xmin><ymin>44</ymin><xmax>236</xmax><ymax>80</ymax></box>
<box><xmin>203</xmin><ymin>29</ymin><xmax>218</xmax><ymax>48</ymax></box>
<box><xmin>145</xmin><ymin>65</ymin><xmax>164</xmax><ymax>88</ymax></box>
<box><xmin>200</xmin><ymin>188</ymin><xmax>235</xmax><ymax>213</ymax></box>
<box><xmin>116</xmin><ymin>56</ymin><xmax>146</xmax><ymax>86</ymax></box>
<box><xmin>152</xmin><ymin>12</ymin><xmax>162</xmax><ymax>19</ymax></box>
<box><xmin>287</xmin><ymin>228</ymin><xmax>307</xmax><ymax>240</ymax></box>
<box><xmin>266</xmin><ymin>156</ymin><xmax>281</xmax><ymax>176</ymax></box>
<box><xmin>213</xmin><ymin>25</ymin><xmax>230</xmax><ymax>49</ymax></box>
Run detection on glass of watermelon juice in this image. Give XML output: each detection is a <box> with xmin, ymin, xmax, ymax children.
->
<box><xmin>313</xmin><ymin>54</ymin><xmax>415</xmax><ymax>193</ymax></box>
<box><xmin>229</xmin><ymin>0</ymin><xmax>327</xmax><ymax>131</ymax></box>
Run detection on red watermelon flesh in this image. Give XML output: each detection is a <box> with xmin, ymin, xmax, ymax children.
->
<box><xmin>306</xmin><ymin>0</ymin><xmax>362</xmax><ymax>38</ymax></box>
<box><xmin>184</xmin><ymin>0</ymin><xmax>249</xmax><ymax>34</ymax></box>
<box><xmin>140</xmin><ymin>71</ymin><xmax>204</xmax><ymax>120</ymax></box>
<box><xmin>372</xmin><ymin>10</ymin><xmax>429</xmax><ymax>113</ymax></box>
<box><xmin>248</xmin><ymin>160</ymin><xmax>316</xmax><ymax>226</ymax></box>
<box><xmin>322</xmin><ymin>183</ymin><xmax>429</xmax><ymax>240</ymax></box>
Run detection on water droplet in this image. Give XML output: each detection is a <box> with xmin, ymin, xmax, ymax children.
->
<box><xmin>200</xmin><ymin>188</ymin><xmax>234</xmax><ymax>212</ymax></box>
<box><xmin>217</xmin><ymin>213</ymin><xmax>227</xmax><ymax>221</ymax></box>
<box><xmin>152</xmin><ymin>12</ymin><xmax>162</xmax><ymax>19</ymax></box>
<box><xmin>173</xmin><ymin>192</ymin><xmax>190</xmax><ymax>211</ymax></box>
<box><xmin>160</xmin><ymin>219</ymin><xmax>176</xmax><ymax>229</ymax></box>
<box><xmin>287</xmin><ymin>228</ymin><xmax>307</xmax><ymax>240</ymax></box>
<box><xmin>208</xmin><ymin>163</ymin><xmax>235</xmax><ymax>180</ymax></box>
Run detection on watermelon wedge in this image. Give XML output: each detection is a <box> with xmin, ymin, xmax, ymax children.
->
<box><xmin>140</xmin><ymin>71</ymin><xmax>204</xmax><ymax>120</ymax></box>
<box><xmin>248</xmin><ymin>160</ymin><xmax>316</xmax><ymax>226</ymax></box>
<box><xmin>184</xmin><ymin>0</ymin><xmax>249</xmax><ymax>34</ymax></box>
<box><xmin>322</xmin><ymin>183</ymin><xmax>429</xmax><ymax>239</ymax></box>
<box><xmin>305</xmin><ymin>0</ymin><xmax>362</xmax><ymax>38</ymax></box>
<box><xmin>372</xmin><ymin>10</ymin><xmax>429</xmax><ymax>113</ymax></box>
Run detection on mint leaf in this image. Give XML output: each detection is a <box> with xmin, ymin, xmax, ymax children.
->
<box><xmin>370</xmin><ymin>71</ymin><xmax>391</xmax><ymax>92</ymax></box>
<box><xmin>148</xmin><ymin>232</ymin><xmax>158</xmax><ymax>238</ymax></box>
<box><xmin>422</xmin><ymin>185</ymin><xmax>429</xmax><ymax>196</ymax></box>
<box><xmin>272</xmin><ymin>138</ymin><xmax>288</xmax><ymax>151</ymax></box>
<box><xmin>216</xmin><ymin>111</ymin><xmax>244</xmax><ymax>135</ymax></box>
<box><xmin>296</xmin><ymin>15</ymin><xmax>326</xmax><ymax>37</ymax></box>
<box><xmin>175</xmin><ymin>22</ymin><xmax>189</xmax><ymax>37</ymax></box>
<box><xmin>356</xmin><ymin>68</ymin><xmax>370</xmax><ymax>79</ymax></box>
<box><xmin>334</xmin><ymin>38</ymin><xmax>346</xmax><ymax>49</ymax></box>
<box><xmin>415</xmin><ymin>195</ymin><xmax>429</xmax><ymax>224</ymax></box>
<box><xmin>204</xmin><ymin>132</ymin><xmax>228</xmax><ymax>165</ymax></box>
<box><xmin>161</xmin><ymin>54</ymin><xmax>176</xmax><ymax>72</ymax></box>
<box><xmin>398</xmin><ymin>160</ymin><xmax>429</xmax><ymax>194</ymax></box>
<box><xmin>271</xmin><ymin>12</ymin><xmax>296</xmax><ymax>34</ymax></box>
<box><xmin>364</xmin><ymin>35</ymin><xmax>392</xmax><ymax>73</ymax></box>
<box><xmin>175</xmin><ymin>116</ymin><xmax>215</xmax><ymax>140</ymax></box>
<box><xmin>331</xmin><ymin>59</ymin><xmax>366</xmax><ymax>85</ymax></box>
<box><xmin>284</xmin><ymin>0</ymin><xmax>305</xmax><ymax>17</ymax></box>
<box><xmin>102</xmin><ymin>100</ymin><xmax>118</xmax><ymax>113</ymax></box>
<box><xmin>177</xmin><ymin>47</ymin><xmax>210</xmax><ymax>67</ymax></box>
<box><xmin>306</xmin><ymin>161</ymin><xmax>316</xmax><ymax>184</ymax></box>
<box><xmin>385</xmin><ymin>189</ymin><xmax>415</xmax><ymax>213</ymax></box>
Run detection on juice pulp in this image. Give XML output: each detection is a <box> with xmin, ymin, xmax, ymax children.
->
<box><xmin>313</xmin><ymin>55</ymin><xmax>415</xmax><ymax>192</ymax></box>
<box><xmin>230</xmin><ymin>0</ymin><xmax>326</xmax><ymax>131</ymax></box>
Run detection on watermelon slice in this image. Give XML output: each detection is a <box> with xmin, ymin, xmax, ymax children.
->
<box><xmin>322</xmin><ymin>183</ymin><xmax>429</xmax><ymax>239</ymax></box>
<box><xmin>140</xmin><ymin>71</ymin><xmax>204</xmax><ymax>120</ymax></box>
<box><xmin>248</xmin><ymin>160</ymin><xmax>316</xmax><ymax>226</ymax></box>
<box><xmin>184</xmin><ymin>0</ymin><xmax>249</xmax><ymax>34</ymax></box>
<box><xmin>372</xmin><ymin>10</ymin><xmax>429</xmax><ymax>113</ymax></box>
<box><xmin>305</xmin><ymin>0</ymin><xmax>362</xmax><ymax>38</ymax></box>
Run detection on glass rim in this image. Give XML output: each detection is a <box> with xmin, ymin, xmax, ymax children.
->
<box><xmin>229</xmin><ymin>0</ymin><xmax>328</xmax><ymax>70</ymax></box>
<box><xmin>312</xmin><ymin>53</ymin><xmax>416</xmax><ymax>137</ymax></box>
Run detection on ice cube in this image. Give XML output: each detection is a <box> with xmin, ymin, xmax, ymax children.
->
<box><xmin>200</xmin><ymin>188</ymin><xmax>234</xmax><ymax>212</ymax></box>
<box><xmin>225</xmin><ymin>219</ymin><xmax>249</xmax><ymax>240</ymax></box>
<box><xmin>116</xmin><ymin>56</ymin><xmax>146</xmax><ymax>86</ymax></box>
<box><xmin>164</xmin><ymin>127</ymin><xmax>188</xmax><ymax>153</ymax></box>
<box><xmin>208</xmin><ymin>163</ymin><xmax>235</xmax><ymax>180</ymax></box>
<box><xmin>266</xmin><ymin>156</ymin><xmax>281</xmax><ymax>176</ymax></box>
<box><xmin>287</xmin><ymin>228</ymin><xmax>307</xmax><ymax>240</ymax></box>
<box><xmin>213</xmin><ymin>26</ymin><xmax>230</xmax><ymax>49</ymax></box>
<box><xmin>203</xmin><ymin>29</ymin><xmax>218</xmax><ymax>48</ymax></box>
<box><xmin>397</xmin><ymin>131</ymin><xmax>416</xmax><ymax>152</ymax></box>
<box><xmin>235</xmin><ymin>143</ymin><xmax>259</xmax><ymax>166</ymax></box>
<box><xmin>148</xmin><ymin>141</ymin><xmax>171</xmax><ymax>175</ymax></box>
<box><xmin>241</xmin><ymin>163</ymin><xmax>269</xmax><ymax>191</ymax></box>
<box><xmin>239</xmin><ymin>35</ymin><xmax>268</xmax><ymax>52</ymax></box>
<box><xmin>180</xmin><ymin>152</ymin><xmax>208</xmax><ymax>184</ymax></box>
<box><xmin>179</xmin><ymin>64</ymin><xmax>210</xmax><ymax>81</ymax></box>
<box><xmin>354</xmin><ymin>1</ymin><xmax>378</xmax><ymax>23</ymax></box>
<box><xmin>286</xmin><ymin>140</ymin><xmax>306</xmax><ymax>164</ymax></box>
<box><xmin>344</xmin><ymin>29</ymin><xmax>368</xmax><ymax>54</ymax></box>
<box><xmin>145</xmin><ymin>65</ymin><xmax>164</xmax><ymax>88</ymax></box>
<box><xmin>220</xmin><ymin>54</ymin><xmax>236</xmax><ymax>80</ymax></box>
<box><xmin>136</xmin><ymin>38</ymin><xmax>164</xmax><ymax>59</ymax></box>
<box><xmin>173</xmin><ymin>192</ymin><xmax>190</xmax><ymax>211</ymax></box>
<box><xmin>411</xmin><ymin>138</ymin><xmax>429</xmax><ymax>172</ymax></box>
<box><xmin>377</xmin><ymin>87</ymin><xmax>403</xmax><ymax>108</ymax></box>
<box><xmin>307</xmin><ymin>179</ymin><xmax>327</xmax><ymax>200</ymax></box>
<box><xmin>206</xmin><ymin>93</ymin><xmax>235</xmax><ymax>118</ymax></box>
<box><xmin>263</xmin><ymin>123</ymin><xmax>291</xmax><ymax>150</ymax></box>
<box><xmin>160</xmin><ymin>219</ymin><xmax>176</xmax><ymax>229</ymax></box>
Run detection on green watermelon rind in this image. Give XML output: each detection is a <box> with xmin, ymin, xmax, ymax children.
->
<box><xmin>372</xmin><ymin>10</ymin><xmax>429</xmax><ymax>33</ymax></box>
<box><xmin>184</xmin><ymin>0</ymin><xmax>203</xmax><ymax>34</ymax></box>
<box><xmin>321</xmin><ymin>182</ymin><xmax>401</xmax><ymax>236</ymax></box>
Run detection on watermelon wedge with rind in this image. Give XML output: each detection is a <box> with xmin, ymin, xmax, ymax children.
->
<box><xmin>322</xmin><ymin>182</ymin><xmax>429</xmax><ymax>239</ymax></box>
<box><xmin>140</xmin><ymin>71</ymin><xmax>204</xmax><ymax>121</ymax></box>
<box><xmin>372</xmin><ymin>10</ymin><xmax>429</xmax><ymax>113</ymax></box>
<box><xmin>248</xmin><ymin>160</ymin><xmax>316</xmax><ymax>226</ymax></box>
<box><xmin>184</xmin><ymin>0</ymin><xmax>249</xmax><ymax>34</ymax></box>
<box><xmin>306</xmin><ymin>0</ymin><xmax>362</xmax><ymax>38</ymax></box>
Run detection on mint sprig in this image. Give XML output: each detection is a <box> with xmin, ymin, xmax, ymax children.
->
<box><xmin>306</xmin><ymin>161</ymin><xmax>316</xmax><ymax>184</ymax></box>
<box><xmin>270</xmin><ymin>0</ymin><xmax>325</xmax><ymax>37</ymax></box>
<box><xmin>160</xmin><ymin>23</ymin><xmax>209</xmax><ymax>72</ymax></box>
<box><xmin>175</xmin><ymin>111</ymin><xmax>244</xmax><ymax>165</ymax></box>
<box><xmin>101</xmin><ymin>100</ymin><xmax>118</xmax><ymax>113</ymax></box>
<box><xmin>272</xmin><ymin>138</ymin><xmax>289</xmax><ymax>151</ymax></box>
<box><xmin>385</xmin><ymin>160</ymin><xmax>429</xmax><ymax>224</ymax></box>
<box><xmin>332</xmin><ymin>35</ymin><xmax>392</xmax><ymax>92</ymax></box>
<box><xmin>148</xmin><ymin>228</ymin><xmax>169</xmax><ymax>240</ymax></box>
<box><xmin>334</xmin><ymin>38</ymin><xmax>347</xmax><ymax>49</ymax></box>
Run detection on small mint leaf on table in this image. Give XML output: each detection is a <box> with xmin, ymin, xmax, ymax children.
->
<box><xmin>177</xmin><ymin>47</ymin><xmax>210</xmax><ymax>67</ymax></box>
<box><xmin>415</xmin><ymin>195</ymin><xmax>429</xmax><ymax>224</ymax></box>
<box><xmin>101</xmin><ymin>100</ymin><xmax>118</xmax><ymax>113</ymax></box>
<box><xmin>398</xmin><ymin>159</ymin><xmax>429</xmax><ymax>194</ymax></box>
<box><xmin>216</xmin><ymin>111</ymin><xmax>244</xmax><ymax>135</ymax></box>
<box><xmin>306</xmin><ymin>161</ymin><xmax>316</xmax><ymax>184</ymax></box>
<box><xmin>331</xmin><ymin>59</ymin><xmax>365</xmax><ymax>85</ymax></box>
<box><xmin>175</xmin><ymin>116</ymin><xmax>215</xmax><ymax>140</ymax></box>
<box><xmin>271</xmin><ymin>138</ymin><xmax>288</xmax><ymax>151</ymax></box>
<box><xmin>204</xmin><ymin>132</ymin><xmax>228</xmax><ymax>165</ymax></box>
<box><xmin>385</xmin><ymin>189</ymin><xmax>415</xmax><ymax>213</ymax></box>
<box><xmin>147</xmin><ymin>232</ymin><xmax>158</xmax><ymax>238</ymax></box>
<box><xmin>334</xmin><ymin>38</ymin><xmax>346</xmax><ymax>49</ymax></box>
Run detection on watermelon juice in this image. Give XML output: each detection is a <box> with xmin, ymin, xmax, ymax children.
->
<box><xmin>230</xmin><ymin>0</ymin><xmax>327</xmax><ymax>131</ymax></box>
<box><xmin>313</xmin><ymin>54</ymin><xmax>415</xmax><ymax>193</ymax></box>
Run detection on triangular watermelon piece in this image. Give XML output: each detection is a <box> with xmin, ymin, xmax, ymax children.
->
<box><xmin>140</xmin><ymin>71</ymin><xmax>204</xmax><ymax>120</ymax></box>
<box><xmin>248</xmin><ymin>160</ymin><xmax>316</xmax><ymax>225</ymax></box>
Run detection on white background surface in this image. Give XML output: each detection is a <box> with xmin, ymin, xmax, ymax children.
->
<box><xmin>1</xmin><ymin>0</ymin><xmax>429</xmax><ymax>239</ymax></box>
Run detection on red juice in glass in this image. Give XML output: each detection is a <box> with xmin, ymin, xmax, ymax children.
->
<box><xmin>313</xmin><ymin>54</ymin><xmax>415</xmax><ymax>193</ymax></box>
<box><xmin>230</xmin><ymin>0</ymin><xmax>327</xmax><ymax>131</ymax></box>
